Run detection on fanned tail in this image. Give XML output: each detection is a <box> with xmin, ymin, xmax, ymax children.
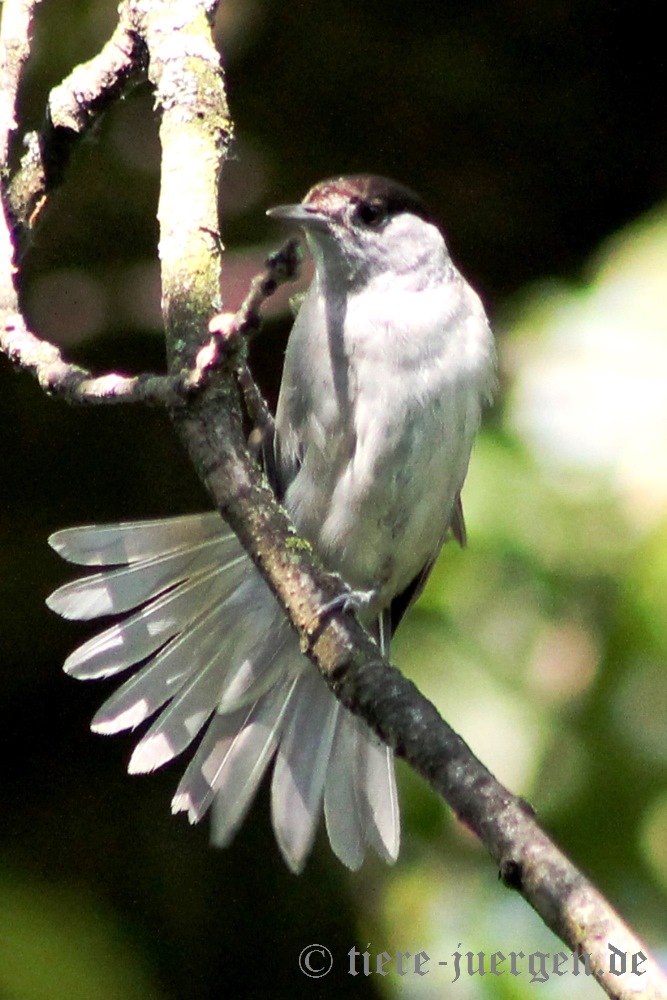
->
<box><xmin>47</xmin><ymin>513</ymin><xmax>400</xmax><ymax>870</ymax></box>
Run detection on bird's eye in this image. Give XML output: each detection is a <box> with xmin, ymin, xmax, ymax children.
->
<box><xmin>354</xmin><ymin>200</ymin><xmax>386</xmax><ymax>227</ymax></box>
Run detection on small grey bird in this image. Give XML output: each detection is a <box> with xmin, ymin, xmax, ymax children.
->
<box><xmin>47</xmin><ymin>175</ymin><xmax>496</xmax><ymax>872</ymax></box>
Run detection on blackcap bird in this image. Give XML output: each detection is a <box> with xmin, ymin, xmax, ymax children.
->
<box><xmin>47</xmin><ymin>175</ymin><xmax>496</xmax><ymax>872</ymax></box>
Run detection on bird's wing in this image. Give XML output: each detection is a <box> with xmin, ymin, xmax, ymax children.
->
<box><xmin>388</xmin><ymin>491</ymin><xmax>466</xmax><ymax>635</ymax></box>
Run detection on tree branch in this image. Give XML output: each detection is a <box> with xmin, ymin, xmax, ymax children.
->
<box><xmin>0</xmin><ymin>239</ymin><xmax>301</xmax><ymax>405</ymax></box>
<box><xmin>1</xmin><ymin>3</ymin><xmax>665</xmax><ymax>998</ymax></box>
<box><xmin>132</xmin><ymin>0</ymin><xmax>230</xmax><ymax>372</ymax></box>
<box><xmin>0</xmin><ymin>0</ymin><xmax>41</xmax><ymax>165</ymax></box>
<box><xmin>6</xmin><ymin>1</ymin><xmax>146</xmax><ymax>236</ymax></box>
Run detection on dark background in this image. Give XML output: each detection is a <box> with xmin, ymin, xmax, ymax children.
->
<box><xmin>1</xmin><ymin>2</ymin><xmax>666</xmax><ymax>998</ymax></box>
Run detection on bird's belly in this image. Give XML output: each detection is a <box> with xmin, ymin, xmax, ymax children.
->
<box><xmin>287</xmin><ymin>397</ymin><xmax>467</xmax><ymax>606</ymax></box>
<box><xmin>324</xmin><ymin>446</ymin><xmax>454</xmax><ymax>599</ymax></box>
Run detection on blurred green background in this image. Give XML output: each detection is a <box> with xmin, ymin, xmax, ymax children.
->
<box><xmin>1</xmin><ymin>1</ymin><xmax>666</xmax><ymax>997</ymax></box>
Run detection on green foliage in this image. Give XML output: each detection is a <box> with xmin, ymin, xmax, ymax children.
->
<box><xmin>0</xmin><ymin>870</ymin><xmax>164</xmax><ymax>1000</ymax></box>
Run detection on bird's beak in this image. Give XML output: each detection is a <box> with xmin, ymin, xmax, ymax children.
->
<box><xmin>266</xmin><ymin>204</ymin><xmax>329</xmax><ymax>228</ymax></box>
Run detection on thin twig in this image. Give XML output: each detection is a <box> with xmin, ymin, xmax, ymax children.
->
<box><xmin>6</xmin><ymin>2</ymin><xmax>146</xmax><ymax>235</ymax></box>
<box><xmin>0</xmin><ymin>241</ymin><xmax>300</xmax><ymax>406</ymax></box>
<box><xmin>203</xmin><ymin>238</ymin><xmax>301</xmax><ymax>445</ymax></box>
<box><xmin>1</xmin><ymin>0</ymin><xmax>42</xmax><ymax>333</ymax></box>
<box><xmin>0</xmin><ymin>0</ymin><xmax>42</xmax><ymax>165</ymax></box>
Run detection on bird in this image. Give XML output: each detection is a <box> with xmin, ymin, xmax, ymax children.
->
<box><xmin>47</xmin><ymin>175</ymin><xmax>496</xmax><ymax>872</ymax></box>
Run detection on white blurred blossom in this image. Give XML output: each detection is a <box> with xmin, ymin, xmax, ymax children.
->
<box><xmin>505</xmin><ymin>205</ymin><xmax>667</xmax><ymax>527</ymax></box>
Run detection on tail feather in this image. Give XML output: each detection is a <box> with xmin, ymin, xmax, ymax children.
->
<box><xmin>47</xmin><ymin>535</ymin><xmax>237</xmax><ymax>619</ymax></box>
<box><xmin>170</xmin><ymin>706</ymin><xmax>257</xmax><ymax>823</ymax></box>
<box><xmin>324</xmin><ymin>711</ymin><xmax>365</xmax><ymax>870</ymax></box>
<box><xmin>89</xmin><ymin>577</ymin><xmax>255</xmax><ymax>735</ymax></box>
<box><xmin>271</xmin><ymin>670</ymin><xmax>339</xmax><ymax>872</ymax></box>
<box><xmin>47</xmin><ymin>514</ymin><xmax>402</xmax><ymax>870</ymax></box>
<box><xmin>172</xmin><ymin>679</ymin><xmax>297</xmax><ymax>840</ymax></box>
<box><xmin>48</xmin><ymin>513</ymin><xmax>225</xmax><ymax>566</ymax></box>
<box><xmin>355</xmin><ymin>724</ymin><xmax>400</xmax><ymax>864</ymax></box>
<box><xmin>126</xmin><ymin>653</ymin><xmax>221</xmax><ymax>774</ymax></box>
<box><xmin>125</xmin><ymin>603</ymin><xmax>295</xmax><ymax>773</ymax></box>
<box><xmin>61</xmin><ymin>563</ymin><xmax>239</xmax><ymax>680</ymax></box>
